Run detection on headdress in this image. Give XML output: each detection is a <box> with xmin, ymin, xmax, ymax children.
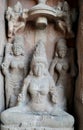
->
<box><xmin>31</xmin><ymin>40</ymin><xmax>48</xmax><ymax>67</ymax></box>
<box><xmin>56</xmin><ymin>39</ymin><xmax>67</xmax><ymax>51</ymax></box>
<box><xmin>13</xmin><ymin>35</ymin><xmax>25</xmax><ymax>50</ymax></box>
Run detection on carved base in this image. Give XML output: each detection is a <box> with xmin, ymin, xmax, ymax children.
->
<box><xmin>1</xmin><ymin>125</ymin><xmax>74</xmax><ymax>130</ymax></box>
<box><xmin>1</xmin><ymin>108</ymin><xmax>74</xmax><ymax>130</ymax></box>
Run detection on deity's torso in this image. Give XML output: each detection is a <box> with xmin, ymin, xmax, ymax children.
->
<box><xmin>27</xmin><ymin>75</ymin><xmax>53</xmax><ymax>112</ymax></box>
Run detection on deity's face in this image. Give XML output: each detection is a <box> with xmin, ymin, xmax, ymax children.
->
<box><xmin>33</xmin><ymin>62</ymin><xmax>46</xmax><ymax>77</ymax></box>
<box><xmin>58</xmin><ymin>47</ymin><xmax>67</xmax><ymax>58</ymax></box>
<box><xmin>13</xmin><ymin>43</ymin><xmax>24</xmax><ymax>56</ymax></box>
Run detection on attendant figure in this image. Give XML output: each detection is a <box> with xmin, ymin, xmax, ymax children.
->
<box><xmin>2</xmin><ymin>35</ymin><xmax>27</xmax><ymax>108</ymax></box>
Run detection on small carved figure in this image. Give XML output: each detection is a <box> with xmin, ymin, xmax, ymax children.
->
<box><xmin>54</xmin><ymin>1</ymin><xmax>73</xmax><ymax>36</ymax></box>
<box><xmin>6</xmin><ymin>2</ymin><xmax>26</xmax><ymax>41</ymax></box>
<box><xmin>2</xmin><ymin>35</ymin><xmax>27</xmax><ymax>108</ymax></box>
<box><xmin>49</xmin><ymin>39</ymin><xmax>76</xmax><ymax>110</ymax></box>
<box><xmin>63</xmin><ymin>1</ymin><xmax>72</xmax><ymax>35</ymax></box>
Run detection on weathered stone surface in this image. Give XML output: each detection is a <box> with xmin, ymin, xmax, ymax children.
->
<box><xmin>0</xmin><ymin>1</ymin><xmax>76</xmax><ymax>130</ymax></box>
<box><xmin>1</xmin><ymin>126</ymin><xmax>74</xmax><ymax>130</ymax></box>
<box><xmin>49</xmin><ymin>39</ymin><xmax>76</xmax><ymax>111</ymax></box>
<box><xmin>1</xmin><ymin>40</ymin><xmax>74</xmax><ymax>130</ymax></box>
<box><xmin>2</xmin><ymin>35</ymin><xmax>27</xmax><ymax>108</ymax></box>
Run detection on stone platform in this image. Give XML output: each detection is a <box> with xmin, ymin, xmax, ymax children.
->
<box><xmin>1</xmin><ymin>109</ymin><xmax>74</xmax><ymax>130</ymax></box>
<box><xmin>1</xmin><ymin>126</ymin><xmax>74</xmax><ymax>130</ymax></box>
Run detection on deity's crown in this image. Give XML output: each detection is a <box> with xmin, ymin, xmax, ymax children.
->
<box><xmin>32</xmin><ymin>40</ymin><xmax>48</xmax><ymax>67</ymax></box>
<box><xmin>13</xmin><ymin>35</ymin><xmax>24</xmax><ymax>49</ymax></box>
<box><xmin>56</xmin><ymin>39</ymin><xmax>67</xmax><ymax>51</ymax></box>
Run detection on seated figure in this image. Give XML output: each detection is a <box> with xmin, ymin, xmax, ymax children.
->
<box><xmin>1</xmin><ymin>41</ymin><xmax>74</xmax><ymax>130</ymax></box>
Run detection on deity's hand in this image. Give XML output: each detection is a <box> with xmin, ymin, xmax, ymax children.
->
<box><xmin>1</xmin><ymin>63</ymin><xmax>9</xmax><ymax>75</ymax></box>
<box><xmin>52</xmin><ymin>94</ymin><xmax>57</xmax><ymax>103</ymax></box>
<box><xmin>22</xmin><ymin>9</ymin><xmax>28</xmax><ymax>19</ymax></box>
<box><xmin>17</xmin><ymin>93</ymin><xmax>24</xmax><ymax>106</ymax></box>
<box><xmin>50</xmin><ymin>83</ymin><xmax>57</xmax><ymax>104</ymax></box>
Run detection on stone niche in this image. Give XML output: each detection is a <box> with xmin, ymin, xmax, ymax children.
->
<box><xmin>0</xmin><ymin>0</ymin><xmax>78</xmax><ymax>130</ymax></box>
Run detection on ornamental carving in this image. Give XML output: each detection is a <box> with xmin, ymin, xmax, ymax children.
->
<box><xmin>0</xmin><ymin>1</ymin><xmax>77</xmax><ymax>130</ymax></box>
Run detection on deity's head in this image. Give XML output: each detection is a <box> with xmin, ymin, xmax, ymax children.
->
<box><xmin>13</xmin><ymin>35</ymin><xmax>25</xmax><ymax>56</ymax></box>
<box><xmin>31</xmin><ymin>40</ymin><xmax>48</xmax><ymax>77</ymax></box>
<box><xmin>13</xmin><ymin>2</ymin><xmax>23</xmax><ymax>14</ymax></box>
<box><xmin>56</xmin><ymin>39</ymin><xmax>67</xmax><ymax>58</ymax></box>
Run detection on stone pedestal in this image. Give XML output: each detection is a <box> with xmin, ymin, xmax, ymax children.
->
<box><xmin>1</xmin><ymin>110</ymin><xmax>74</xmax><ymax>130</ymax></box>
<box><xmin>1</xmin><ymin>127</ymin><xmax>74</xmax><ymax>130</ymax></box>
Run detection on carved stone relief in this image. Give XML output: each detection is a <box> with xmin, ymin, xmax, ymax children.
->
<box><xmin>49</xmin><ymin>38</ymin><xmax>76</xmax><ymax>111</ymax></box>
<box><xmin>2</xmin><ymin>35</ymin><xmax>27</xmax><ymax>108</ymax></box>
<box><xmin>1</xmin><ymin>40</ymin><xmax>74</xmax><ymax>130</ymax></box>
<box><xmin>6</xmin><ymin>2</ymin><xmax>26</xmax><ymax>42</ymax></box>
<box><xmin>0</xmin><ymin>1</ymin><xmax>77</xmax><ymax>130</ymax></box>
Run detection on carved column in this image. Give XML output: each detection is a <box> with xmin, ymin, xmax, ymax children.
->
<box><xmin>0</xmin><ymin>0</ymin><xmax>7</xmax><ymax>112</ymax></box>
<box><xmin>75</xmin><ymin>0</ymin><xmax>83</xmax><ymax>130</ymax></box>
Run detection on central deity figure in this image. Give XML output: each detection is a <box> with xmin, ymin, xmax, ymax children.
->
<box><xmin>17</xmin><ymin>40</ymin><xmax>57</xmax><ymax>113</ymax></box>
<box><xmin>1</xmin><ymin>41</ymin><xmax>74</xmax><ymax>130</ymax></box>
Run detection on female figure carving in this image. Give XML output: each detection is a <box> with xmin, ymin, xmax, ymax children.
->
<box><xmin>49</xmin><ymin>39</ymin><xmax>73</xmax><ymax>110</ymax></box>
<box><xmin>1</xmin><ymin>41</ymin><xmax>74</xmax><ymax>130</ymax></box>
<box><xmin>50</xmin><ymin>39</ymin><xmax>69</xmax><ymax>85</ymax></box>
<box><xmin>2</xmin><ymin>36</ymin><xmax>27</xmax><ymax>108</ymax></box>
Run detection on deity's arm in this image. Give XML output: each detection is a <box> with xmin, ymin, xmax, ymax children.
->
<box><xmin>22</xmin><ymin>8</ymin><xmax>29</xmax><ymax>20</ymax></box>
<box><xmin>17</xmin><ymin>75</ymin><xmax>31</xmax><ymax>106</ymax></box>
<box><xmin>23</xmin><ymin>59</ymin><xmax>28</xmax><ymax>77</ymax></box>
<box><xmin>49</xmin><ymin>58</ymin><xmax>58</xmax><ymax>76</ymax></box>
<box><xmin>2</xmin><ymin>44</ymin><xmax>12</xmax><ymax>75</ymax></box>
<box><xmin>49</xmin><ymin>75</ymin><xmax>57</xmax><ymax>104</ymax></box>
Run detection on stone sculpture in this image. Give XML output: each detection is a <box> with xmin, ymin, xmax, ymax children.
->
<box><xmin>1</xmin><ymin>40</ymin><xmax>74</xmax><ymax>130</ymax></box>
<box><xmin>0</xmin><ymin>1</ymin><xmax>76</xmax><ymax>130</ymax></box>
<box><xmin>49</xmin><ymin>39</ymin><xmax>76</xmax><ymax>111</ymax></box>
<box><xmin>54</xmin><ymin>1</ymin><xmax>73</xmax><ymax>37</ymax></box>
<box><xmin>2</xmin><ymin>35</ymin><xmax>27</xmax><ymax>108</ymax></box>
<box><xmin>50</xmin><ymin>39</ymin><xmax>68</xmax><ymax>84</ymax></box>
<box><xmin>6</xmin><ymin>2</ymin><xmax>26</xmax><ymax>42</ymax></box>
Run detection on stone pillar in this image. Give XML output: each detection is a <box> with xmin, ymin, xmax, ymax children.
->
<box><xmin>0</xmin><ymin>0</ymin><xmax>7</xmax><ymax>112</ymax></box>
<box><xmin>75</xmin><ymin>0</ymin><xmax>83</xmax><ymax>130</ymax></box>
